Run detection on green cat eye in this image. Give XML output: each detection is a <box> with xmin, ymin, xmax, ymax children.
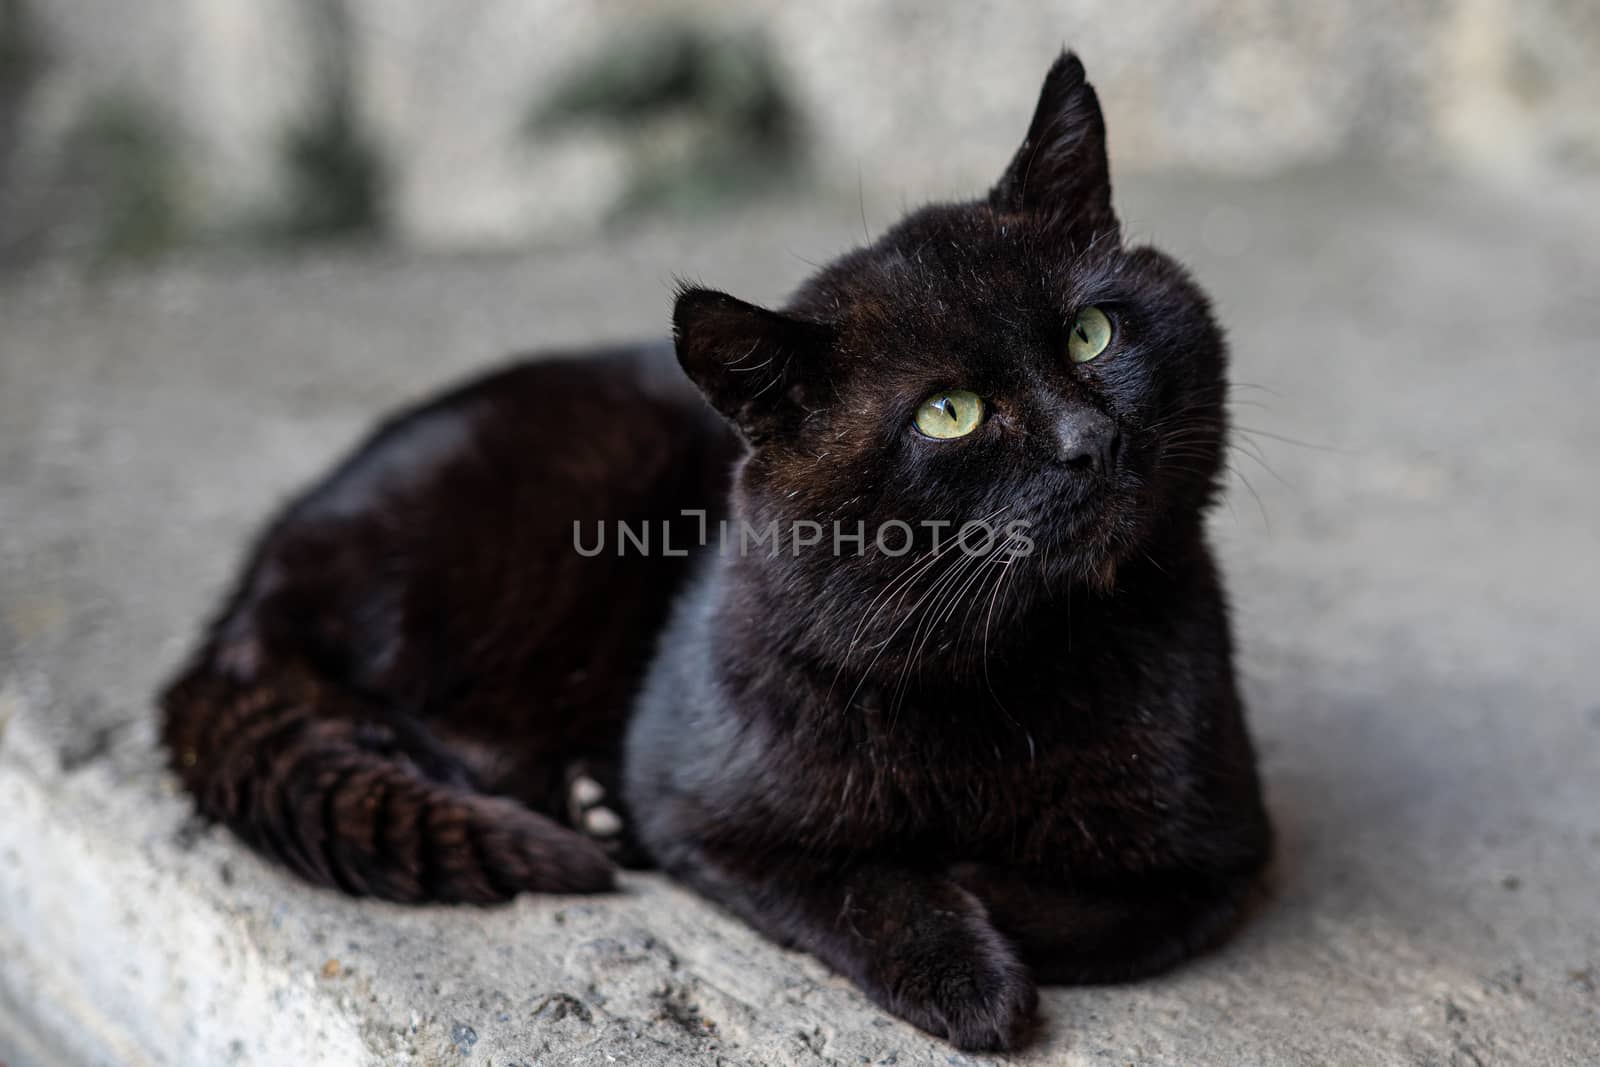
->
<box><xmin>914</xmin><ymin>389</ymin><xmax>985</xmax><ymax>439</ymax></box>
<box><xmin>1068</xmin><ymin>305</ymin><xmax>1113</xmax><ymax>363</ymax></box>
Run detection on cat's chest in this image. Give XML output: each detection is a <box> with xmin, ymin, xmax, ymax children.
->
<box><xmin>765</xmin><ymin>682</ymin><xmax>1202</xmax><ymax>870</ymax></box>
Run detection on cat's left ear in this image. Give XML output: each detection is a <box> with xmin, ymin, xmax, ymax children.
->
<box><xmin>673</xmin><ymin>286</ymin><xmax>833</xmax><ymax>445</ymax></box>
<box><xmin>990</xmin><ymin>51</ymin><xmax>1118</xmax><ymax>239</ymax></box>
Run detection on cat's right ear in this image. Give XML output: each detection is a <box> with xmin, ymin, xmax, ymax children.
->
<box><xmin>990</xmin><ymin>51</ymin><xmax>1117</xmax><ymax>239</ymax></box>
<box><xmin>673</xmin><ymin>286</ymin><xmax>833</xmax><ymax>444</ymax></box>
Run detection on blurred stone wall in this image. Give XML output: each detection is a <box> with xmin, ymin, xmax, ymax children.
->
<box><xmin>1</xmin><ymin>0</ymin><xmax>1595</xmax><ymax>258</ymax></box>
<box><xmin>0</xmin><ymin>0</ymin><xmax>318</xmax><ymax>257</ymax></box>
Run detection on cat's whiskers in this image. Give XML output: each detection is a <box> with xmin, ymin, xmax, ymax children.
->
<box><xmin>1224</xmin><ymin>429</ymin><xmax>1270</xmax><ymax>465</ymax></box>
<box><xmin>890</xmin><ymin>531</ymin><xmax>1017</xmax><ymax>720</ymax></box>
<box><xmin>1230</xmin><ymin>380</ymin><xmax>1284</xmax><ymax>400</ymax></box>
<box><xmin>1145</xmin><ymin>396</ymin><xmax>1292</xmax><ymax>499</ymax></box>
<box><xmin>979</xmin><ymin>535</ymin><xmax>1026</xmax><ymax>727</ymax></box>
<box><xmin>827</xmin><ymin>527</ymin><xmax>975</xmax><ymax>705</ymax></box>
<box><xmin>1227</xmin><ymin>463</ymin><xmax>1271</xmax><ymax>529</ymax></box>
<box><xmin>886</xmin><ymin>542</ymin><xmax>994</xmax><ymax>726</ymax></box>
<box><xmin>1155</xmin><ymin>446</ymin><xmax>1271</xmax><ymax>529</ymax></box>
<box><xmin>1228</xmin><ymin>438</ymin><xmax>1290</xmax><ymax>489</ymax></box>
<box><xmin>835</xmin><ymin>504</ymin><xmax>1012</xmax><ymax>713</ymax></box>
<box><xmin>935</xmin><ymin>538</ymin><xmax>1011</xmax><ymax>632</ymax></box>
<box><xmin>839</xmin><ymin>548</ymin><xmax>973</xmax><ymax>715</ymax></box>
<box><xmin>893</xmin><ymin>530</ymin><xmax>1027</xmax><ymax>736</ymax></box>
<box><xmin>1233</xmin><ymin>424</ymin><xmax>1342</xmax><ymax>454</ymax></box>
<box><xmin>1140</xmin><ymin>550</ymin><xmax>1172</xmax><ymax>578</ymax></box>
<box><xmin>845</xmin><ymin>523</ymin><xmax>972</xmax><ymax>650</ymax></box>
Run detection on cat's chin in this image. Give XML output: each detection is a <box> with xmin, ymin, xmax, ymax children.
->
<box><xmin>1040</xmin><ymin>543</ymin><xmax>1127</xmax><ymax>596</ymax></box>
<box><xmin>1014</xmin><ymin>481</ymin><xmax>1144</xmax><ymax>585</ymax></box>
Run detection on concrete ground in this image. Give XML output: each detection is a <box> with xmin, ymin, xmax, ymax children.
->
<box><xmin>1</xmin><ymin>168</ymin><xmax>1597</xmax><ymax>1066</ymax></box>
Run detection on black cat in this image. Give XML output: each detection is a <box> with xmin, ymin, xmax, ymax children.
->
<box><xmin>161</xmin><ymin>52</ymin><xmax>1270</xmax><ymax>1050</ymax></box>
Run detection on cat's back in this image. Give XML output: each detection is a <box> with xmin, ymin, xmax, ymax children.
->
<box><xmin>220</xmin><ymin>341</ymin><xmax>740</xmax><ymax>706</ymax></box>
<box><xmin>294</xmin><ymin>342</ymin><xmax>724</xmax><ymax>524</ymax></box>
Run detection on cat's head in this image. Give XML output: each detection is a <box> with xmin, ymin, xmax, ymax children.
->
<box><xmin>675</xmin><ymin>53</ymin><xmax>1228</xmax><ymax>663</ymax></box>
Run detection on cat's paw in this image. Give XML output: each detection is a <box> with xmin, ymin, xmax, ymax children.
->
<box><xmin>567</xmin><ymin>771</ymin><xmax>625</xmax><ymax>841</ymax></box>
<box><xmin>883</xmin><ymin>917</ymin><xmax>1037</xmax><ymax>1051</ymax></box>
<box><xmin>564</xmin><ymin>761</ymin><xmax>648</xmax><ymax>866</ymax></box>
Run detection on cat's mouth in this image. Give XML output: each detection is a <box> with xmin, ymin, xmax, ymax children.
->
<box><xmin>1009</xmin><ymin>464</ymin><xmax>1144</xmax><ymax>577</ymax></box>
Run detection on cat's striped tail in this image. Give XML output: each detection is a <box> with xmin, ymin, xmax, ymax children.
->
<box><xmin>159</xmin><ymin>656</ymin><xmax>615</xmax><ymax>902</ymax></box>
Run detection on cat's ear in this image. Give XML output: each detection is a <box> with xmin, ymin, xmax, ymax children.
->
<box><xmin>673</xmin><ymin>286</ymin><xmax>833</xmax><ymax>444</ymax></box>
<box><xmin>990</xmin><ymin>51</ymin><xmax>1117</xmax><ymax>238</ymax></box>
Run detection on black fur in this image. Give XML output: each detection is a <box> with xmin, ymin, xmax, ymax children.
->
<box><xmin>161</xmin><ymin>52</ymin><xmax>1270</xmax><ymax>1050</ymax></box>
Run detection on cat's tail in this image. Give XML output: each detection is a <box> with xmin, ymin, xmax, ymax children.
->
<box><xmin>159</xmin><ymin>655</ymin><xmax>615</xmax><ymax>902</ymax></box>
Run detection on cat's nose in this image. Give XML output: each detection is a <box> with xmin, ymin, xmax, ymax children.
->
<box><xmin>1053</xmin><ymin>409</ymin><xmax>1120</xmax><ymax>473</ymax></box>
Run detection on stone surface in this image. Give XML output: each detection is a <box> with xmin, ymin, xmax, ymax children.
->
<box><xmin>2</xmin><ymin>168</ymin><xmax>1599</xmax><ymax>1065</ymax></box>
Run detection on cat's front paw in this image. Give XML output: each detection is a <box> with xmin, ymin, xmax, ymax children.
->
<box><xmin>881</xmin><ymin>917</ymin><xmax>1037</xmax><ymax>1051</ymax></box>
